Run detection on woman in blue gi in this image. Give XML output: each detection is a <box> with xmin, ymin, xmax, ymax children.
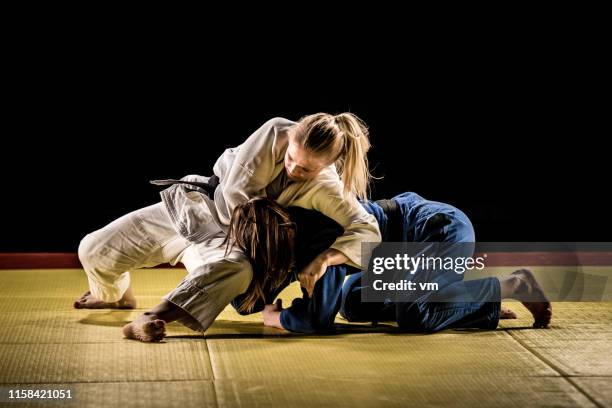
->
<box><xmin>236</xmin><ymin>193</ymin><xmax>553</xmax><ymax>333</ymax></box>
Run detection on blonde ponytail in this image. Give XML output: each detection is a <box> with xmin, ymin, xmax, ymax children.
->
<box><xmin>333</xmin><ymin>113</ymin><xmax>372</xmax><ymax>201</ymax></box>
<box><xmin>294</xmin><ymin>112</ymin><xmax>373</xmax><ymax>201</ymax></box>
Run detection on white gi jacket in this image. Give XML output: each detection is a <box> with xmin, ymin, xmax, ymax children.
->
<box><xmin>160</xmin><ymin>117</ymin><xmax>381</xmax><ymax>269</ymax></box>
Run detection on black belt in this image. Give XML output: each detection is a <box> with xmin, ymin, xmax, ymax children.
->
<box><xmin>150</xmin><ymin>175</ymin><xmax>219</xmax><ymax>199</ymax></box>
<box><xmin>375</xmin><ymin>198</ymin><xmax>402</xmax><ymax>242</ymax></box>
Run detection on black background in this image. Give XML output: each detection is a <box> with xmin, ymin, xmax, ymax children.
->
<box><xmin>2</xmin><ymin>35</ymin><xmax>608</xmax><ymax>252</ymax></box>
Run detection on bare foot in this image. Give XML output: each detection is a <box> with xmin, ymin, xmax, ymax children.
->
<box><xmin>122</xmin><ymin>313</ymin><xmax>166</xmax><ymax>342</ymax></box>
<box><xmin>73</xmin><ymin>291</ymin><xmax>136</xmax><ymax>309</ymax></box>
<box><xmin>511</xmin><ymin>269</ymin><xmax>552</xmax><ymax>328</ymax></box>
<box><xmin>500</xmin><ymin>306</ymin><xmax>517</xmax><ymax>319</ymax></box>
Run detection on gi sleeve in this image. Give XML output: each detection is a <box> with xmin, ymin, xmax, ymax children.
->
<box><xmin>310</xmin><ymin>181</ymin><xmax>382</xmax><ymax>269</ymax></box>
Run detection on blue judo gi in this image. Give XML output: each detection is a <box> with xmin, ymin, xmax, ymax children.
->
<box><xmin>232</xmin><ymin>192</ymin><xmax>501</xmax><ymax>333</ymax></box>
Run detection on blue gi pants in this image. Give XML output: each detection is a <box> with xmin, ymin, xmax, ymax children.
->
<box><xmin>340</xmin><ymin>193</ymin><xmax>501</xmax><ymax>332</ymax></box>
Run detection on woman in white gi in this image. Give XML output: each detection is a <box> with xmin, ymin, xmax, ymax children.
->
<box><xmin>74</xmin><ymin>113</ymin><xmax>382</xmax><ymax>341</ymax></box>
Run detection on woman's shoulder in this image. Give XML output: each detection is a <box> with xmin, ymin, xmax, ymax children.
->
<box><xmin>241</xmin><ymin>117</ymin><xmax>296</xmax><ymax>146</ymax></box>
<box><xmin>305</xmin><ymin>166</ymin><xmax>344</xmax><ymax>195</ymax></box>
<box><xmin>262</xmin><ymin>117</ymin><xmax>295</xmax><ymax>160</ymax></box>
<box><xmin>228</xmin><ymin>117</ymin><xmax>296</xmax><ymax>161</ymax></box>
<box><xmin>264</xmin><ymin>117</ymin><xmax>297</xmax><ymax>129</ymax></box>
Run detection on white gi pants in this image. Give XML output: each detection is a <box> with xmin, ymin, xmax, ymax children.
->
<box><xmin>77</xmin><ymin>202</ymin><xmax>252</xmax><ymax>332</ymax></box>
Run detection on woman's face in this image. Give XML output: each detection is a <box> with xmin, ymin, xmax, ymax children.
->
<box><xmin>284</xmin><ymin>133</ymin><xmax>329</xmax><ymax>182</ymax></box>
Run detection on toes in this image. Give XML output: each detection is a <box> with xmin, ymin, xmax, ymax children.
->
<box><xmin>140</xmin><ymin>320</ymin><xmax>166</xmax><ymax>342</ymax></box>
<box><xmin>533</xmin><ymin>320</ymin><xmax>550</xmax><ymax>329</ymax></box>
<box><xmin>133</xmin><ymin>331</ymin><xmax>152</xmax><ymax>342</ymax></box>
<box><xmin>145</xmin><ymin>320</ymin><xmax>166</xmax><ymax>334</ymax></box>
<box><xmin>73</xmin><ymin>300</ymin><xmax>83</xmax><ymax>309</ymax></box>
<box><xmin>124</xmin><ymin>318</ymin><xmax>166</xmax><ymax>343</ymax></box>
<box><xmin>124</xmin><ymin>324</ymin><xmax>150</xmax><ymax>342</ymax></box>
<box><xmin>145</xmin><ymin>321</ymin><xmax>157</xmax><ymax>330</ymax></box>
<box><xmin>124</xmin><ymin>322</ymin><xmax>155</xmax><ymax>342</ymax></box>
<box><xmin>532</xmin><ymin>306</ymin><xmax>552</xmax><ymax>328</ymax></box>
<box><xmin>145</xmin><ymin>319</ymin><xmax>165</xmax><ymax>330</ymax></box>
<box><xmin>151</xmin><ymin>320</ymin><xmax>166</xmax><ymax>333</ymax></box>
<box><xmin>512</xmin><ymin>268</ymin><xmax>531</xmax><ymax>277</ymax></box>
<box><xmin>152</xmin><ymin>333</ymin><xmax>165</xmax><ymax>342</ymax></box>
<box><xmin>151</xmin><ymin>320</ymin><xmax>166</xmax><ymax>341</ymax></box>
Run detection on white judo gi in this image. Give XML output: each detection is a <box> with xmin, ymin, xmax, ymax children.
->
<box><xmin>78</xmin><ymin>117</ymin><xmax>382</xmax><ymax>332</ymax></box>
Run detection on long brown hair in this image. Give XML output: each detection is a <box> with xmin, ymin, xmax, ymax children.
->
<box><xmin>224</xmin><ymin>197</ymin><xmax>296</xmax><ymax>313</ymax></box>
<box><xmin>292</xmin><ymin>112</ymin><xmax>373</xmax><ymax>200</ymax></box>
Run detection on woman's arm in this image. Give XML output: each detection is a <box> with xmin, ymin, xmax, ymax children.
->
<box><xmin>297</xmin><ymin>179</ymin><xmax>382</xmax><ymax>296</ymax></box>
<box><xmin>298</xmin><ymin>249</ymin><xmax>347</xmax><ymax>297</ymax></box>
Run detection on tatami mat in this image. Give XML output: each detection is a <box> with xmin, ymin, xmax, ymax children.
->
<box><xmin>213</xmin><ymin>377</ymin><xmax>596</xmax><ymax>408</ymax></box>
<box><xmin>0</xmin><ymin>311</ymin><xmax>194</xmax><ymax>344</ymax></box>
<box><xmin>509</xmin><ymin>338</ymin><xmax>612</xmax><ymax>376</ymax></box>
<box><xmin>570</xmin><ymin>377</ymin><xmax>612</xmax><ymax>408</ymax></box>
<box><xmin>0</xmin><ymin>341</ymin><xmax>212</xmax><ymax>383</ymax></box>
<box><xmin>0</xmin><ymin>269</ymin><xmax>186</xmax><ymax>298</ymax></box>
<box><xmin>3</xmin><ymin>381</ymin><xmax>217</xmax><ymax>408</ymax></box>
<box><xmin>206</xmin><ymin>332</ymin><xmax>557</xmax><ymax>380</ymax></box>
<box><xmin>0</xmin><ymin>268</ymin><xmax>611</xmax><ymax>407</ymax></box>
<box><xmin>467</xmin><ymin>266</ymin><xmax>612</xmax><ymax>302</ymax></box>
